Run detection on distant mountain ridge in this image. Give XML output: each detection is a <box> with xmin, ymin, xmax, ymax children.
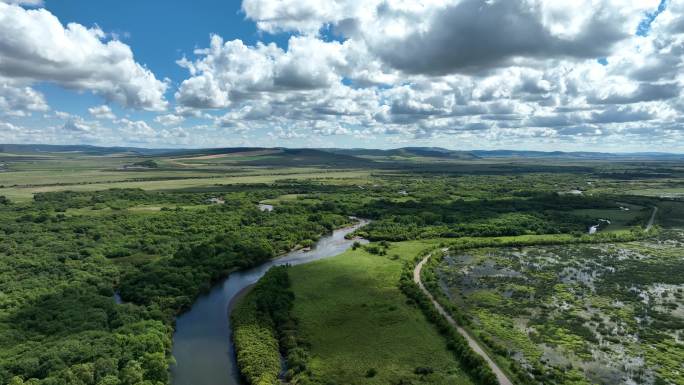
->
<box><xmin>469</xmin><ymin>150</ymin><xmax>684</xmax><ymax>160</ymax></box>
<box><xmin>324</xmin><ymin>147</ymin><xmax>481</xmax><ymax>159</ymax></box>
<box><xmin>0</xmin><ymin>144</ymin><xmax>175</xmax><ymax>156</ymax></box>
<box><xmin>1</xmin><ymin>144</ymin><xmax>683</xmax><ymax>160</ymax></box>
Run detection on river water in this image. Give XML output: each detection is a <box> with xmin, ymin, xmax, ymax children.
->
<box><xmin>170</xmin><ymin>219</ymin><xmax>369</xmax><ymax>385</ymax></box>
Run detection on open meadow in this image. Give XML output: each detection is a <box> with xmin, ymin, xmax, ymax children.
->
<box><xmin>288</xmin><ymin>240</ymin><xmax>476</xmax><ymax>385</ymax></box>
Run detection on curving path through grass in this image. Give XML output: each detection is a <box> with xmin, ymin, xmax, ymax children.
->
<box><xmin>414</xmin><ymin>254</ymin><xmax>514</xmax><ymax>385</ymax></box>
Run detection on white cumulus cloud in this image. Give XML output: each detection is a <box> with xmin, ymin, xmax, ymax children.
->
<box><xmin>0</xmin><ymin>3</ymin><xmax>168</xmax><ymax>111</ymax></box>
<box><xmin>88</xmin><ymin>105</ymin><xmax>116</xmax><ymax>120</ymax></box>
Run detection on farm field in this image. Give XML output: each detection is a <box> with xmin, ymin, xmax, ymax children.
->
<box><xmin>0</xmin><ymin>164</ymin><xmax>372</xmax><ymax>202</ymax></box>
<box><xmin>627</xmin><ymin>187</ymin><xmax>684</xmax><ymax>198</ymax></box>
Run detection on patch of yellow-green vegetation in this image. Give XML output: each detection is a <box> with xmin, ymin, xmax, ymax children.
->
<box><xmin>628</xmin><ymin>187</ymin><xmax>684</xmax><ymax>197</ymax></box>
<box><xmin>128</xmin><ymin>204</ymin><xmax>210</xmax><ymax>212</ymax></box>
<box><xmin>585</xmin><ymin>294</ymin><xmax>637</xmax><ymax>328</ymax></box>
<box><xmin>587</xmin><ymin>295</ymin><xmax>611</xmax><ymax>309</ymax></box>
<box><xmin>289</xmin><ymin>240</ymin><xmax>474</xmax><ymax>385</ymax></box>
<box><xmin>259</xmin><ymin>193</ymin><xmax>305</xmax><ymax>204</ymax></box>
<box><xmin>612</xmin><ymin>304</ymin><xmax>637</xmax><ymax>330</ymax></box>
<box><xmin>231</xmin><ymin>292</ymin><xmax>281</xmax><ymax>385</ymax></box>
<box><xmin>644</xmin><ymin>338</ymin><xmax>684</xmax><ymax>385</ymax></box>
<box><xmin>557</xmin><ymin>369</ymin><xmax>592</xmax><ymax>385</ymax></box>
<box><xmin>128</xmin><ymin>205</ymin><xmax>165</xmax><ymax>212</ymax></box>
<box><xmin>537</xmin><ymin>324</ymin><xmax>590</xmax><ymax>359</ymax></box>
<box><xmin>64</xmin><ymin>206</ymin><xmax>114</xmax><ymax>216</ymax></box>
<box><xmin>64</xmin><ymin>204</ymin><xmax>209</xmax><ymax>216</ymax></box>
<box><xmin>553</xmin><ymin>284</ymin><xmax>577</xmax><ymax>303</ymax></box>
<box><xmin>468</xmin><ymin>290</ymin><xmax>505</xmax><ymax>307</ymax></box>
<box><xmin>474</xmin><ymin>309</ymin><xmax>542</xmax><ymax>362</ymax></box>
<box><xmin>504</xmin><ymin>283</ymin><xmax>535</xmax><ymax>297</ymax></box>
<box><xmin>442</xmin><ymin>229</ymin><xmax>641</xmax><ymax>251</ymax></box>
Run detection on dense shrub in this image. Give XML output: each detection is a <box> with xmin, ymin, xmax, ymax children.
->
<box><xmin>232</xmin><ymin>266</ymin><xmax>318</xmax><ymax>385</ymax></box>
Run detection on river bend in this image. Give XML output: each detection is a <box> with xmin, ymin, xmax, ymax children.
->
<box><xmin>171</xmin><ymin>219</ymin><xmax>368</xmax><ymax>385</ymax></box>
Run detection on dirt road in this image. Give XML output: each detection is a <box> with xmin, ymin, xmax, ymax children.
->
<box><xmin>646</xmin><ymin>206</ymin><xmax>658</xmax><ymax>231</ymax></box>
<box><xmin>414</xmin><ymin>254</ymin><xmax>514</xmax><ymax>385</ymax></box>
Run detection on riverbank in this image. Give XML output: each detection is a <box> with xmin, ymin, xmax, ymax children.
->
<box><xmin>231</xmin><ymin>266</ymin><xmax>293</xmax><ymax>385</ymax></box>
<box><xmin>171</xmin><ymin>219</ymin><xmax>368</xmax><ymax>385</ymax></box>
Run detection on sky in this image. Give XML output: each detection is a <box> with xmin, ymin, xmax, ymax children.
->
<box><xmin>0</xmin><ymin>0</ymin><xmax>683</xmax><ymax>152</ymax></box>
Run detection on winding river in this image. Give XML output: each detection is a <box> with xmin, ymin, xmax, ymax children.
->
<box><xmin>170</xmin><ymin>219</ymin><xmax>369</xmax><ymax>385</ymax></box>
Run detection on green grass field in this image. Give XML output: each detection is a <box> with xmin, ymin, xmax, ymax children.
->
<box><xmin>571</xmin><ymin>205</ymin><xmax>647</xmax><ymax>229</ymax></box>
<box><xmin>0</xmin><ymin>149</ymin><xmax>380</xmax><ymax>202</ymax></box>
<box><xmin>657</xmin><ymin>200</ymin><xmax>684</xmax><ymax>228</ymax></box>
<box><xmin>0</xmin><ymin>169</ymin><xmax>371</xmax><ymax>202</ymax></box>
<box><xmin>289</xmin><ymin>241</ymin><xmax>474</xmax><ymax>385</ymax></box>
<box><xmin>628</xmin><ymin>187</ymin><xmax>684</xmax><ymax>198</ymax></box>
<box><xmin>259</xmin><ymin>193</ymin><xmax>305</xmax><ymax>204</ymax></box>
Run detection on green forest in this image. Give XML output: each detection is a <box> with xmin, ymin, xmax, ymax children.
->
<box><xmin>0</xmin><ymin>186</ymin><xmax>348</xmax><ymax>384</ymax></box>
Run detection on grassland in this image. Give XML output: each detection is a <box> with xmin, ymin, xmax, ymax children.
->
<box><xmin>0</xmin><ymin>148</ymin><xmax>383</xmax><ymax>202</ymax></box>
<box><xmin>570</xmin><ymin>204</ymin><xmax>648</xmax><ymax>230</ymax></box>
<box><xmin>657</xmin><ymin>200</ymin><xmax>684</xmax><ymax>227</ymax></box>
<box><xmin>0</xmin><ymin>168</ymin><xmax>371</xmax><ymax>202</ymax></box>
<box><xmin>627</xmin><ymin>187</ymin><xmax>684</xmax><ymax>198</ymax></box>
<box><xmin>289</xmin><ymin>240</ymin><xmax>475</xmax><ymax>385</ymax></box>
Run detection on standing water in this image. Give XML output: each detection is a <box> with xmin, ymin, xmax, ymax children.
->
<box><xmin>170</xmin><ymin>219</ymin><xmax>369</xmax><ymax>385</ymax></box>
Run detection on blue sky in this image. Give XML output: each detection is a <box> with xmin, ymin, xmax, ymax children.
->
<box><xmin>0</xmin><ymin>0</ymin><xmax>682</xmax><ymax>152</ymax></box>
<box><xmin>47</xmin><ymin>1</ymin><xmax>288</xmax><ymax>85</ymax></box>
<box><xmin>637</xmin><ymin>0</ymin><xmax>668</xmax><ymax>36</ymax></box>
<box><xmin>32</xmin><ymin>1</ymin><xmax>277</xmax><ymax>118</ymax></box>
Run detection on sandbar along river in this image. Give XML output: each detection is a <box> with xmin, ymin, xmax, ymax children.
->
<box><xmin>171</xmin><ymin>219</ymin><xmax>369</xmax><ymax>385</ymax></box>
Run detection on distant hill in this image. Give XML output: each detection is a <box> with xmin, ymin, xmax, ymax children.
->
<box><xmin>155</xmin><ymin>147</ymin><xmax>273</xmax><ymax>157</ymax></box>
<box><xmin>1</xmin><ymin>144</ymin><xmax>682</xmax><ymax>161</ymax></box>
<box><xmin>471</xmin><ymin>150</ymin><xmax>684</xmax><ymax>160</ymax></box>
<box><xmin>324</xmin><ymin>147</ymin><xmax>480</xmax><ymax>160</ymax></box>
<box><xmin>243</xmin><ymin>148</ymin><xmax>376</xmax><ymax>167</ymax></box>
<box><xmin>0</xmin><ymin>144</ymin><xmax>175</xmax><ymax>156</ymax></box>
